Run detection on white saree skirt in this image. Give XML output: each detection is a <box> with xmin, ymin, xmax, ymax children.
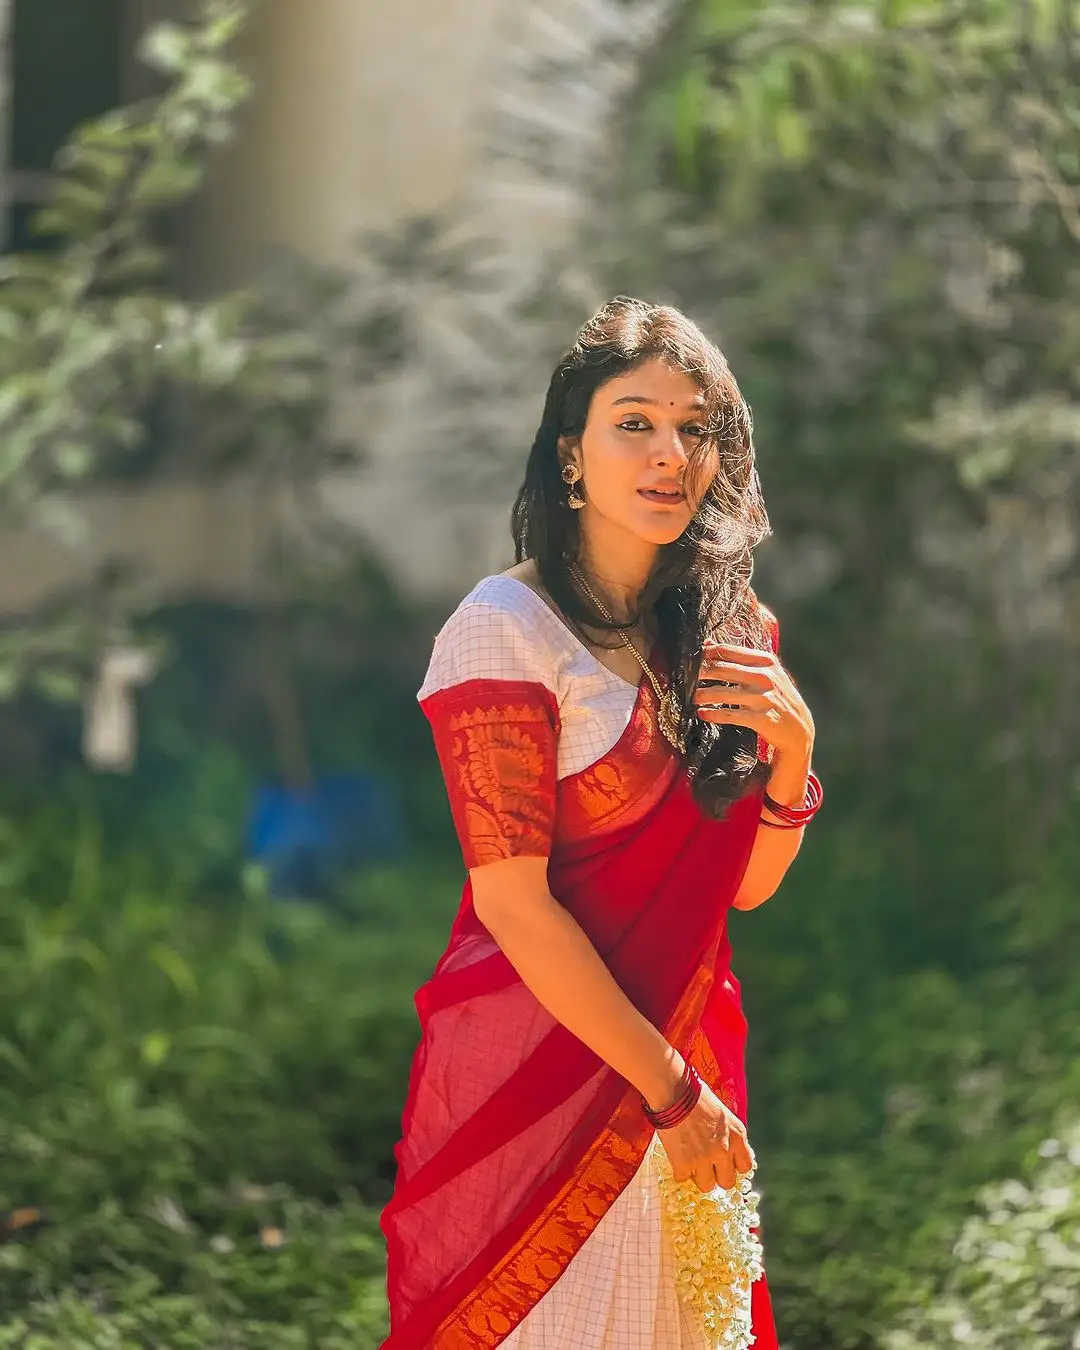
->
<box><xmin>500</xmin><ymin>1133</ymin><xmax>714</xmax><ymax>1349</ymax></box>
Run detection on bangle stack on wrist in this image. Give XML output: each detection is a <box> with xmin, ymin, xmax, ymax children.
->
<box><xmin>760</xmin><ymin>768</ymin><xmax>823</xmax><ymax>829</ymax></box>
<box><xmin>641</xmin><ymin>1062</ymin><xmax>703</xmax><ymax>1129</ymax></box>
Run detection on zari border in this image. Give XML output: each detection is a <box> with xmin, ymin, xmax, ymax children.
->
<box><xmin>429</xmin><ymin>961</ymin><xmax>720</xmax><ymax>1347</ymax></box>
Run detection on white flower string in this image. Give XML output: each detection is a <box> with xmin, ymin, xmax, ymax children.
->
<box><xmin>651</xmin><ymin>1134</ymin><xmax>765</xmax><ymax>1349</ymax></box>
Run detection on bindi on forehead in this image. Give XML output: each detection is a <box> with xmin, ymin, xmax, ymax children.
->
<box><xmin>610</xmin><ymin>393</ymin><xmax>706</xmax><ymax>410</ymax></box>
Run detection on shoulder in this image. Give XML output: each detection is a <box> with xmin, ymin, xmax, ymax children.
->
<box><xmin>446</xmin><ymin>573</ymin><xmax>557</xmax><ymax>645</ymax></box>
<box><xmin>756</xmin><ymin>598</ymin><xmax>778</xmax><ymax>629</ymax></box>
<box><xmin>747</xmin><ymin>585</ymin><xmax>780</xmax><ymax>653</ymax></box>
<box><xmin>417</xmin><ymin>574</ymin><xmax>567</xmax><ymax>701</ymax></box>
<box><xmin>756</xmin><ymin>597</ymin><xmax>780</xmax><ymax>654</ymax></box>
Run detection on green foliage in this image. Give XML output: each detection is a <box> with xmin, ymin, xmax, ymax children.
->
<box><xmin>6</xmin><ymin>2</ymin><xmax>1080</xmax><ymax>1346</ymax></box>
<box><xmin>0</xmin><ymin>1</ymin><xmax>257</xmax><ymax>508</ymax></box>
<box><xmin>884</xmin><ymin>1119</ymin><xmax>1080</xmax><ymax>1349</ymax></box>
<box><xmin>0</xmin><ymin>785</ymin><xmax>465</xmax><ymax>1344</ymax></box>
<box><xmin>733</xmin><ymin>792</ymin><xmax>1080</xmax><ymax>1347</ymax></box>
<box><xmin>612</xmin><ymin>2</ymin><xmax>1080</xmax><ymax>1346</ymax></box>
<box><xmin>0</xmin><ymin>0</ymin><xmax>360</xmax><ymax>705</ymax></box>
<box><xmin>0</xmin><ymin>1195</ymin><xmax>389</xmax><ymax>1350</ymax></box>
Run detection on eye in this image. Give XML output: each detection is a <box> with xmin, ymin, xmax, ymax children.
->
<box><xmin>617</xmin><ymin>417</ymin><xmax>708</xmax><ymax>437</ymax></box>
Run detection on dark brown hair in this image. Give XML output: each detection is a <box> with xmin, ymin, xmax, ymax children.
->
<box><xmin>511</xmin><ymin>295</ymin><xmax>774</xmax><ymax>820</ymax></box>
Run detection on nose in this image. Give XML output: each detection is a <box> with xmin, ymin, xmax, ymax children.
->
<box><xmin>649</xmin><ymin>426</ymin><xmax>690</xmax><ymax>469</ymax></box>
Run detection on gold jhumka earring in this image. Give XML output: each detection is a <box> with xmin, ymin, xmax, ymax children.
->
<box><xmin>561</xmin><ymin>462</ymin><xmax>586</xmax><ymax>510</ymax></box>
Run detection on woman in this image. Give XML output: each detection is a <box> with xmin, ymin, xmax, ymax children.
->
<box><xmin>380</xmin><ymin>296</ymin><xmax>820</xmax><ymax>1349</ymax></box>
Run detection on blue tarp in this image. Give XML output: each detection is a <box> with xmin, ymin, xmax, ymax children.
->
<box><xmin>246</xmin><ymin>771</ymin><xmax>405</xmax><ymax>895</ymax></box>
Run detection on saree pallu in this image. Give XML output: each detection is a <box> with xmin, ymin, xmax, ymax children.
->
<box><xmin>380</xmin><ymin>670</ymin><xmax>780</xmax><ymax>1350</ymax></box>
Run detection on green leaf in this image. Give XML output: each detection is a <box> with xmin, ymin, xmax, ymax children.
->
<box><xmin>30</xmin><ymin>668</ymin><xmax>82</xmax><ymax>705</ymax></box>
<box><xmin>0</xmin><ymin>663</ymin><xmax>22</xmax><ymax>701</ymax></box>
<box><xmin>140</xmin><ymin>22</ymin><xmax>190</xmax><ymax>74</ymax></box>
<box><xmin>132</xmin><ymin>156</ymin><xmax>205</xmax><ymax>210</ymax></box>
<box><xmin>206</xmin><ymin>4</ymin><xmax>253</xmax><ymax>52</ymax></box>
<box><xmin>54</xmin><ymin>442</ymin><xmax>94</xmax><ymax>479</ymax></box>
<box><xmin>141</xmin><ymin>1032</ymin><xmax>172</xmax><ymax>1067</ymax></box>
<box><xmin>149</xmin><ymin>945</ymin><xmax>199</xmax><ymax>999</ymax></box>
<box><xmin>671</xmin><ymin>57</ymin><xmax>711</xmax><ymax>187</ymax></box>
<box><xmin>774</xmin><ymin>105</ymin><xmax>811</xmax><ymax>161</ymax></box>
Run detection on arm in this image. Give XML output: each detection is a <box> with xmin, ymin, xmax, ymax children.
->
<box><xmin>731</xmin><ymin>746</ymin><xmax>811</xmax><ymax>910</ymax></box>
<box><xmin>471</xmin><ymin>856</ymin><xmax>689</xmax><ymax>1112</ymax></box>
<box><xmin>418</xmin><ymin>596</ymin><xmax>689</xmax><ymax>1114</ymax></box>
<box><xmin>698</xmin><ymin>603</ymin><xmax>817</xmax><ymax>912</ymax></box>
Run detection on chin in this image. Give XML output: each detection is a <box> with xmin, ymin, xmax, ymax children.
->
<box><xmin>633</xmin><ymin>517</ymin><xmax>692</xmax><ymax>547</ymax></box>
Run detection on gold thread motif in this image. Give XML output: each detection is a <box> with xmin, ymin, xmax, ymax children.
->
<box><xmin>430</xmin><ymin>958</ymin><xmax>721</xmax><ymax>1347</ymax></box>
<box><xmin>424</xmin><ymin>685</ymin><xmax>559</xmax><ymax>870</ymax></box>
<box><xmin>688</xmin><ymin>1024</ymin><xmax>741</xmax><ymax>1115</ymax></box>
<box><xmin>555</xmin><ymin>678</ymin><xmax>675</xmax><ymax>844</ymax></box>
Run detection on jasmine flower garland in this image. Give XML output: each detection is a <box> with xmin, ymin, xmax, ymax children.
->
<box><xmin>651</xmin><ymin>1134</ymin><xmax>765</xmax><ymax>1349</ymax></box>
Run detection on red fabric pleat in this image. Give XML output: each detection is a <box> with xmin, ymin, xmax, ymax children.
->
<box><xmin>380</xmin><ymin>761</ymin><xmax>780</xmax><ymax>1348</ymax></box>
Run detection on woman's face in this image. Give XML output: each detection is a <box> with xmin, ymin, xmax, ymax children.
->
<box><xmin>560</xmin><ymin>358</ymin><xmax>715</xmax><ymax>548</ymax></box>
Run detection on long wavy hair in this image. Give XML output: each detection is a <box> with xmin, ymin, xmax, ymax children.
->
<box><xmin>511</xmin><ymin>295</ymin><xmax>774</xmax><ymax>820</ymax></box>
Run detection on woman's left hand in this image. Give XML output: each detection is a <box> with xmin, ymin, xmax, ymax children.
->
<box><xmin>693</xmin><ymin>641</ymin><xmax>814</xmax><ymax>760</ymax></box>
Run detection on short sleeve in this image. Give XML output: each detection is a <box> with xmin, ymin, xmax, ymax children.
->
<box><xmin>419</xmin><ymin>602</ymin><xmax>561</xmax><ymax>870</ymax></box>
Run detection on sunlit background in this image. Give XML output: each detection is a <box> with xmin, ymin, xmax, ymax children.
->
<box><xmin>1</xmin><ymin>2</ymin><xmax>1077</xmax><ymax>1347</ymax></box>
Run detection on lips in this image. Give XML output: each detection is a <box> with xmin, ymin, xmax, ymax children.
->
<box><xmin>638</xmin><ymin>487</ymin><xmax>685</xmax><ymax>505</ymax></box>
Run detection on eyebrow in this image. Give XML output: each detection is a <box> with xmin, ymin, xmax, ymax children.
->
<box><xmin>610</xmin><ymin>395</ymin><xmax>707</xmax><ymax>410</ymax></box>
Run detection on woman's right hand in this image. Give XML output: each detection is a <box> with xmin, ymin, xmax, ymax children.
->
<box><xmin>654</xmin><ymin>1081</ymin><xmax>755</xmax><ymax>1193</ymax></box>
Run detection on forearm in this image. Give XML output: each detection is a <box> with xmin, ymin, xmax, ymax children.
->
<box><xmin>732</xmin><ymin>747</ymin><xmax>812</xmax><ymax>910</ymax></box>
<box><xmin>473</xmin><ymin>865</ymin><xmax>686</xmax><ymax>1111</ymax></box>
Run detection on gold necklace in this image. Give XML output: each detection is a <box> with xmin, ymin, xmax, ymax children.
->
<box><xmin>570</xmin><ymin>563</ymin><xmax>685</xmax><ymax>753</ymax></box>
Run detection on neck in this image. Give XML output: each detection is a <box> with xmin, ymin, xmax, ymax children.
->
<box><xmin>576</xmin><ymin>516</ymin><xmax>659</xmax><ymax>621</ymax></box>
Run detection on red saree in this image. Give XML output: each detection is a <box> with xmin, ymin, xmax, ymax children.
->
<box><xmin>381</xmin><ymin>627</ymin><xmax>781</xmax><ymax>1350</ymax></box>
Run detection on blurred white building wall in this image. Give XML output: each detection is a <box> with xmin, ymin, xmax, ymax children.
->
<box><xmin>0</xmin><ymin>0</ymin><xmax>674</xmax><ymax>613</ymax></box>
<box><xmin>185</xmin><ymin>0</ymin><xmax>510</xmax><ymax>287</ymax></box>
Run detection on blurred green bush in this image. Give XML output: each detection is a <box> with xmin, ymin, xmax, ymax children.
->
<box><xmin>0</xmin><ymin>777</ymin><xmax>462</xmax><ymax>1345</ymax></box>
<box><xmin>883</xmin><ymin>1118</ymin><xmax>1080</xmax><ymax>1350</ymax></box>
<box><xmin>4</xmin><ymin>684</ymin><xmax>1077</xmax><ymax>1349</ymax></box>
<box><xmin>3</xmin><ymin>1</ymin><xmax>1079</xmax><ymax>1345</ymax></box>
<box><xmin>734</xmin><ymin>791</ymin><xmax>1079</xmax><ymax>1348</ymax></box>
<box><xmin>602</xmin><ymin>2</ymin><xmax>1080</xmax><ymax>1344</ymax></box>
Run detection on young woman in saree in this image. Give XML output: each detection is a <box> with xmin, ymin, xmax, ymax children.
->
<box><xmin>380</xmin><ymin>296</ymin><xmax>821</xmax><ymax>1349</ymax></box>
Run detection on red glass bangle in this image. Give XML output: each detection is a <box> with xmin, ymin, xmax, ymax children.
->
<box><xmin>761</xmin><ymin>769</ymin><xmax>823</xmax><ymax>827</ymax></box>
<box><xmin>642</xmin><ymin>1063</ymin><xmax>702</xmax><ymax>1128</ymax></box>
<box><xmin>645</xmin><ymin>1074</ymin><xmax>696</xmax><ymax>1128</ymax></box>
<box><xmin>643</xmin><ymin>1069</ymin><xmax>695</xmax><ymax>1126</ymax></box>
<box><xmin>642</xmin><ymin>1063</ymin><xmax>703</xmax><ymax>1129</ymax></box>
